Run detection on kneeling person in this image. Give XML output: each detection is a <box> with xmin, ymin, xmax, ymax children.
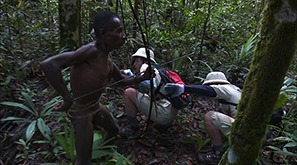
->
<box><xmin>165</xmin><ymin>71</ymin><xmax>241</xmax><ymax>164</ymax></box>
<box><xmin>123</xmin><ymin>48</ymin><xmax>178</xmax><ymax>138</ymax></box>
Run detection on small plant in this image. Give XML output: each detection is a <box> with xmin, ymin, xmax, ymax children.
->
<box><xmin>274</xmin><ymin>77</ymin><xmax>297</xmax><ymax>110</ymax></box>
<box><xmin>183</xmin><ymin>128</ymin><xmax>211</xmax><ymax>152</ymax></box>
<box><xmin>53</xmin><ymin>123</ymin><xmax>75</xmax><ymax>163</ymax></box>
<box><xmin>92</xmin><ymin>131</ymin><xmax>133</xmax><ymax>165</ymax></box>
<box><xmin>0</xmin><ymin>92</ymin><xmax>60</xmax><ymax>158</ymax></box>
<box><xmin>266</xmin><ymin>126</ymin><xmax>297</xmax><ymax>165</ymax></box>
<box><xmin>225</xmin><ymin>33</ymin><xmax>259</xmax><ymax>86</ymax></box>
<box><xmin>261</xmin><ymin>77</ymin><xmax>297</xmax><ymax>164</ymax></box>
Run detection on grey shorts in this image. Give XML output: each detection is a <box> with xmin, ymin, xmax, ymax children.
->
<box><xmin>210</xmin><ymin>111</ymin><xmax>235</xmax><ymax>135</ymax></box>
<box><xmin>136</xmin><ymin>92</ymin><xmax>178</xmax><ymax>125</ymax></box>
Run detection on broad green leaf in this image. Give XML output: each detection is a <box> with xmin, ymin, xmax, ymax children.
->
<box><xmin>283</xmin><ymin>77</ymin><xmax>294</xmax><ymax>85</ymax></box>
<box><xmin>274</xmin><ymin>150</ymin><xmax>297</xmax><ymax>157</ymax></box>
<box><xmin>273</xmin><ymin>136</ymin><xmax>293</xmax><ymax>142</ymax></box>
<box><xmin>33</xmin><ymin>140</ymin><xmax>50</xmax><ymax>144</ymax></box>
<box><xmin>0</xmin><ymin>75</ymin><xmax>15</xmax><ymax>86</ymax></box>
<box><xmin>41</xmin><ymin>96</ymin><xmax>61</xmax><ymax>116</ymax></box>
<box><xmin>21</xmin><ymin>92</ymin><xmax>37</xmax><ymax>116</ymax></box>
<box><xmin>0</xmin><ymin>101</ymin><xmax>36</xmax><ymax>116</ymax></box>
<box><xmin>16</xmin><ymin>139</ymin><xmax>27</xmax><ymax>147</ymax></box>
<box><xmin>284</xmin><ymin>142</ymin><xmax>297</xmax><ymax>148</ymax></box>
<box><xmin>37</xmin><ymin>118</ymin><xmax>51</xmax><ymax>140</ymax></box>
<box><xmin>115</xmin><ymin>156</ymin><xmax>124</xmax><ymax>165</ymax></box>
<box><xmin>274</xmin><ymin>94</ymin><xmax>287</xmax><ymax>110</ymax></box>
<box><xmin>267</xmin><ymin>145</ymin><xmax>280</xmax><ymax>150</ymax></box>
<box><xmin>26</xmin><ymin>121</ymin><xmax>36</xmax><ymax>142</ymax></box>
<box><xmin>93</xmin><ymin>131</ymin><xmax>103</xmax><ymax>142</ymax></box>
<box><xmin>92</xmin><ymin>150</ymin><xmax>114</xmax><ymax>159</ymax></box>
<box><xmin>53</xmin><ymin>132</ymin><xmax>69</xmax><ymax>155</ymax></box>
<box><xmin>1</xmin><ymin>116</ymin><xmax>32</xmax><ymax>123</ymax></box>
<box><xmin>116</xmin><ymin>112</ymin><xmax>125</xmax><ymax>118</ymax></box>
<box><xmin>283</xmin><ymin>131</ymin><xmax>297</xmax><ymax>141</ymax></box>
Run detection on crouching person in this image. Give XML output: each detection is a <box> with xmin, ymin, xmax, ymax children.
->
<box><xmin>122</xmin><ymin>47</ymin><xmax>179</xmax><ymax>138</ymax></box>
<box><xmin>165</xmin><ymin>71</ymin><xmax>241</xmax><ymax>164</ymax></box>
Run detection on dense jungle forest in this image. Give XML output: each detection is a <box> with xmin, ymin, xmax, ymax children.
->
<box><xmin>1</xmin><ymin>0</ymin><xmax>297</xmax><ymax>164</ymax></box>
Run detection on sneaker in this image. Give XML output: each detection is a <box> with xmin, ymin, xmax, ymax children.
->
<box><xmin>120</xmin><ymin>127</ymin><xmax>141</xmax><ymax>139</ymax></box>
<box><xmin>198</xmin><ymin>150</ymin><xmax>222</xmax><ymax>165</ymax></box>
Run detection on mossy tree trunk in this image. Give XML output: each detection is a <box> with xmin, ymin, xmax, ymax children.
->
<box><xmin>220</xmin><ymin>0</ymin><xmax>297</xmax><ymax>164</ymax></box>
<box><xmin>59</xmin><ymin>0</ymin><xmax>81</xmax><ymax>50</ymax></box>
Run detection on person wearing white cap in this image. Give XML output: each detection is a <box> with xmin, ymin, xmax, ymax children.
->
<box><xmin>164</xmin><ymin>71</ymin><xmax>241</xmax><ymax>164</ymax></box>
<box><xmin>122</xmin><ymin>47</ymin><xmax>178</xmax><ymax>138</ymax></box>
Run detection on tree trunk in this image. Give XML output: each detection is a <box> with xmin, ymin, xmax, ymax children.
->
<box><xmin>132</xmin><ymin>0</ymin><xmax>139</xmax><ymax>39</ymax></box>
<box><xmin>88</xmin><ymin>0</ymin><xmax>97</xmax><ymax>33</ymax></box>
<box><xmin>59</xmin><ymin>0</ymin><xmax>81</xmax><ymax>50</ymax></box>
<box><xmin>220</xmin><ymin>0</ymin><xmax>297</xmax><ymax>164</ymax></box>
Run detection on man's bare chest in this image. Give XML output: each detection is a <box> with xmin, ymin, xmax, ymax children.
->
<box><xmin>86</xmin><ymin>61</ymin><xmax>112</xmax><ymax>79</ymax></box>
<box><xmin>71</xmin><ymin>60</ymin><xmax>113</xmax><ymax>83</ymax></box>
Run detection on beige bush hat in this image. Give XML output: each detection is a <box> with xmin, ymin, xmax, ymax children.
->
<box><xmin>132</xmin><ymin>47</ymin><xmax>156</xmax><ymax>63</ymax></box>
<box><xmin>202</xmin><ymin>71</ymin><xmax>230</xmax><ymax>85</ymax></box>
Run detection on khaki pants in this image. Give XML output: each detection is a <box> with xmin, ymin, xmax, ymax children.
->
<box><xmin>136</xmin><ymin>92</ymin><xmax>178</xmax><ymax>125</ymax></box>
<box><xmin>210</xmin><ymin>111</ymin><xmax>235</xmax><ymax>135</ymax></box>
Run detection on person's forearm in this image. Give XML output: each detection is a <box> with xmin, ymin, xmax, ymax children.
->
<box><xmin>118</xmin><ymin>74</ymin><xmax>146</xmax><ymax>86</ymax></box>
<box><xmin>41</xmin><ymin>61</ymin><xmax>72</xmax><ymax>99</ymax></box>
<box><xmin>185</xmin><ymin>85</ymin><xmax>217</xmax><ymax>97</ymax></box>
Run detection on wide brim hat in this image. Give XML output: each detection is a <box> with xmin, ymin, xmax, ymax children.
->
<box><xmin>202</xmin><ymin>71</ymin><xmax>230</xmax><ymax>85</ymax></box>
<box><xmin>132</xmin><ymin>47</ymin><xmax>156</xmax><ymax>63</ymax></box>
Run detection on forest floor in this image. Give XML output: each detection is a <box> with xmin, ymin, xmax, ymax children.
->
<box><xmin>113</xmin><ymin>89</ymin><xmax>216</xmax><ymax>165</ymax></box>
<box><xmin>0</xmin><ymin>76</ymin><xmax>218</xmax><ymax>165</ymax></box>
<box><xmin>0</xmin><ymin>78</ymin><xmax>293</xmax><ymax>165</ymax></box>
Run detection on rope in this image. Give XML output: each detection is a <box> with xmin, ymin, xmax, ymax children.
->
<box><xmin>67</xmin><ymin>99</ymin><xmax>101</xmax><ymax>119</ymax></box>
<box><xmin>127</xmin><ymin>0</ymin><xmax>155</xmax><ymax>133</ymax></box>
<box><xmin>72</xmin><ymin>52</ymin><xmax>195</xmax><ymax>101</ymax></box>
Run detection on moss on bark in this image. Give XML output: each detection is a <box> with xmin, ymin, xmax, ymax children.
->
<box><xmin>220</xmin><ymin>0</ymin><xmax>297</xmax><ymax>164</ymax></box>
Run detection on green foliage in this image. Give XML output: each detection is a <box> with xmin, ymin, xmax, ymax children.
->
<box><xmin>3</xmin><ymin>0</ymin><xmax>295</xmax><ymax>164</ymax></box>
<box><xmin>183</xmin><ymin>128</ymin><xmax>211</xmax><ymax>152</ymax></box>
<box><xmin>266</xmin><ymin>125</ymin><xmax>297</xmax><ymax>164</ymax></box>
<box><xmin>274</xmin><ymin>77</ymin><xmax>297</xmax><ymax>110</ymax></box>
<box><xmin>53</xmin><ymin>128</ymin><xmax>133</xmax><ymax>165</ymax></box>
<box><xmin>222</xmin><ymin>33</ymin><xmax>259</xmax><ymax>86</ymax></box>
<box><xmin>261</xmin><ymin>77</ymin><xmax>297</xmax><ymax>164</ymax></box>
<box><xmin>0</xmin><ymin>92</ymin><xmax>60</xmax><ymax>159</ymax></box>
<box><xmin>53</xmin><ymin>123</ymin><xmax>75</xmax><ymax>163</ymax></box>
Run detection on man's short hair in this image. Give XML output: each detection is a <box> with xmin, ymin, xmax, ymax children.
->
<box><xmin>93</xmin><ymin>11</ymin><xmax>120</xmax><ymax>39</ymax></box>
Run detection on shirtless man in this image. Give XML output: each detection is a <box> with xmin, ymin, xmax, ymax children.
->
<box><xmin>41</xmin><ymin>11</ymin><xmax>152</xmax><ymax>165</ymax></box>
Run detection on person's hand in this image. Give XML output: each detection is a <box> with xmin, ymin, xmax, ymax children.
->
<box><xmin>142</xmin><ymin>67</ymin><xmax>156</xmax><ymax>80</ymax></box>
<box><xmin>164</xmin><ymin>83</ymin><xmax>185</xmax><ymax>97</ymax></box>
<box><xmin>121</xmin><ymin>69</ymin><xmax>134</xmax><ymax>76</ymax></box>
<box><xmin>54</xmin><ymin>99</ymin><xmax>73</xmax><ymax>112</ymax></box>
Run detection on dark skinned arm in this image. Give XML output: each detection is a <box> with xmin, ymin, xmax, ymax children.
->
<box><xmin>40</xmin><ymin>45</ymin><xmax>96</xmax><ymax>111</ymax></box>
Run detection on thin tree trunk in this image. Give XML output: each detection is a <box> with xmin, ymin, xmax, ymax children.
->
<box><xmin>59</xmin><ymin>0</ymin><xmax>81</xmax><ymax>49</ymax></box>
<box><xmin>132</xmin><ymin>0</ymin><xmax>139</xmax><ymax>39</ymax></box>
<box><xmin>199</xmin><ymin>0</ymin><xmax>212</xmax><ymax>57</ymax></box>
<box><xmin>220</xmin><ymin>0</ymin><xmax>297</xmax><ymax>164</ymax></box>
<box><xmin>88</xmin><ymin>0</ymin><xmax>96</xmax><ymax>33</ymax></box>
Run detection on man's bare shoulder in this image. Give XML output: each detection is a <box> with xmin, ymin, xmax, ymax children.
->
<box><xmin>77</xmin><ymin>41</ymin><xmax>96</xmax><ymax>52</ymax></box>
<box><xmin>75</xmin><ymin>41</ymin><xmax>98</xmax><ymax>58</ymax></box>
